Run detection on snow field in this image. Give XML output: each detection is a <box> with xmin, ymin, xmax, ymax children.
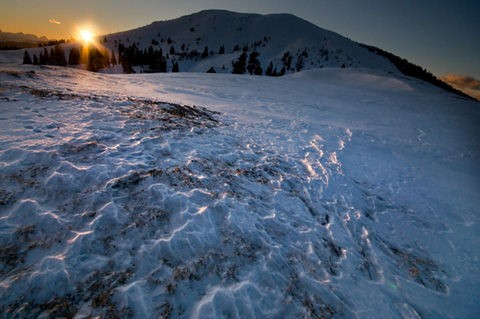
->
<box><xmin>0</xmin><ymin>65</ymin><xmax>479</xmax><ymax>318</ymax></box>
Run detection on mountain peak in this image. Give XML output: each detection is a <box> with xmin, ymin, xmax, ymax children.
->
<box><xmin>105</xmin><ymin>10</ymin><xmax>397</xmax><ymax>75</ymax></box>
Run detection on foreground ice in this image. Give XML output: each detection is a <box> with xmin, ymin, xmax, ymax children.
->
<box><xmin>0</xmin><ymin>65</ymin><xmax>479</xmax><ymax>318</ymax></box>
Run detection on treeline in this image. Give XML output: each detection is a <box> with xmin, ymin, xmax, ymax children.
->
<box><xmin>116</xmin><ymin>34</ymin><xmax>273</xmax><ymax>74</ymax></box>
<box><xmin>38</xmin><ymin>39</ymin><xmax>68</xmax><ymax>47</ymax></box>
<box><xmin>23</xmin><ymin>46</ymin><xmax>67</xmax><ymax>66</ymax></box>
<box><xmin>118</xmin><ymin>43</ymin><xmax>178</xmax><ymax>73</ymax></box>
<box><xmin>23</xmin><ymin>45</ymin><xmax>117</xmax><ymax>72</ymax></box>
<box><xmin>0</xmin><ymin>42</ymin><xmax>39</xmax><ymax>50</ymax></box>
<box><xmin>359</xmin><ymin>43</ymin><xmax>475</xmax><ymax>100</ymax></box>
<box><xmin>117</xmin><ymin>42</ymin><xmax>235</xmax><ymax>73</ymax></box>
<box><xmin>232</xmin><ymin>51</ymin><xmax>263</xmax><ymax>75</ymax></box>
<box><xmin>231</xmin><ymin>49</ymin><xmax>309</xmax><ymax>76</ymax></box>
<box><xmin>21</xmin><ymin>36</ymin><xmax>316</xmax><ymax>77</ymax></box>
<box><xmin>0</xmin><ymin>39</ymin><xmax>69</xmax><ymax>50</ymax></box>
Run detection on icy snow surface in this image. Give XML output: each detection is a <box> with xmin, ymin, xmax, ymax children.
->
<box><xmin>0</xmin><ymin>65</ymin><xmax>479</xmax><ymax>318</ymax></box>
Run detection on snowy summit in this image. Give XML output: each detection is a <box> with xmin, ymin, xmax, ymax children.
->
<box><xmin>1</xmin><ymin>9</ymin><xmax>479</xmax><ymax>319</ymax></box>
<box><xmin>102</xmin><ymin>9</ymin><xmax>397</xmax><ymax>74</ymax></box>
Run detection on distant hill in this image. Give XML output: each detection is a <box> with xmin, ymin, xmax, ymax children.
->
<box><xmin>358</xmin><ymin>43</ymin><xmax>475</xmax><ymax>100</ymax></box>
<box><xmin>0</xmin><ymin>31</ymin><xmax>49</xmax><ymax>50</ymax></box>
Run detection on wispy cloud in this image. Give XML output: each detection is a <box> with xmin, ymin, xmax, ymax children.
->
<box><xmin>441</xmin><ymin>74</ymin><xmax>480</xmax><ymax>100</ymax></box>
<box><xmin>49</xmin><ymin>19</ymin><xmax>61</xmax><ymax>25</ymax></box>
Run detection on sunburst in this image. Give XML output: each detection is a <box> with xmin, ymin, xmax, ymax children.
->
<box><xmin>79</xmin><ymin>29</ymin><xmax>94</xmax><ymax>44</ymax></box>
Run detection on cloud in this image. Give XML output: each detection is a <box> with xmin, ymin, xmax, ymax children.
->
<box><xmin>440</xmin><ymin>74</ymin><xmax>480</xmax><ymax>100</ymax></box>
<box><xmin>49</xmin><ymin>19</ymin><xmax>61</xmax><ymax>25</ymax></box>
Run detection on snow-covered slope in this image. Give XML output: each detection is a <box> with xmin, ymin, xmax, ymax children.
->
<box><xmin>0</xmin><ymin>62</ymin><xmax>479</xmax><ymax>318</ymax></box>
<box><xmin>103</xmin><ymin>10</ymin><xmax>397</xmax><ymax>74</ymax></box>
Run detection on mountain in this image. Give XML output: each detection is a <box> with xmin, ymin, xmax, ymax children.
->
<box><xmin>0</xmin><ymin>30</ymin><xmax>48</xmax><ymax>43</ymax></box>
<box><xmin>103</xmin><ymin>10</ymin><xmax>398</xmax><ymax>74</ymax></box>
<box><xmin>12</xmin><ymin>10</ymin><xmax>473</xmax><ymax>99</ymax></box>
<box><xmin>0</xmin><ymin>31</ymin><xmax>49</xmax><ymax>49</ymax></box>
<box><xmin>1</xmin><ymin>10</ymin><xmax>479</xmax><ymax>317</ymax></box>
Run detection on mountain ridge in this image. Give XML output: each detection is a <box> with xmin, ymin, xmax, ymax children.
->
<box><xmin>0</xmin><ymin>30</ymin><xmax>48</xmax><ymax>43</ymax></box>
<box><xmin>102</xmin><ymin>9</ymin><xmax>397</xmax><ymax>75</ymax></box>
<box><xmin>0</xmin><ymin>30</ymin><xmax>49</xmax><ymax>50</ymax></box>
<box><xmin>14</xmin><ymin>9</ymin><xmax>476</xmax><ymax>100</ymax></box>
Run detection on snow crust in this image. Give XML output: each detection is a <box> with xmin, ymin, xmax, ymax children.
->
<box><xmin>0</xmin><ymin>64</ymin><xmax>479</xmax><ymax>318</ymax></box>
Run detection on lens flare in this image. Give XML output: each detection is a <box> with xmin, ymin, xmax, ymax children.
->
<box><xmin>80</xmin><ymin>29</ymin><xmax>94</xmax><ymax>44</ymax></box>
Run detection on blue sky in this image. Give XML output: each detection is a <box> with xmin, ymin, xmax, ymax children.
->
<box><xmin>1</xmin><ymin>0</ymin><xmax>479</xmax><ymax>79</ymax></box>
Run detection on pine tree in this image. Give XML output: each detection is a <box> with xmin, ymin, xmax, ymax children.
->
<box><xmin>49</xmin><ymin>48</ymin><xmax>55</xmax><ymax>65</ymax></box>
<box><xmin>110</xmin><ymin>50</ymin><xmax>117</xmax><ymax>65</ymax></box>
<box><xmin>302</xmin><ymin>48</ymin><xmax>308</xmax><ymax>58</ymax></box>
<box><xmin>265</xmin><ymin>61</ymin><xmax>274</xmax><ymax>76</ymax></box>
<box><xmin>172</xmin><ymin>61</ymin><xmax>179</xmax><ymax>72</ymax></box>
<box><xmin>247</xmin><ymin>51</ymin><xmax>262</xmax><ymax>75</ymax></box>
<box><xmin>218</xmin><ymin>45</ymin><xmax>225</xmax><ymax>54</ymax></box>
<box><xmin>201</xmin><ymin>46</ymin><xmax>209</xmax><ymax>59</ymax></box>
<box><xmin>232</xmin><ymin>52</ymin><xmax>247</xmax><ymax>74</ymax></box>
<box><xmin>68</xmin><ymin>47</ymin><xmax>80</xmax><ymax>65</ymax></box>
<box><xmin>121</xmin><ymin>59</ymin><xmax>134</xmax><ymax>74</ymax></box>
<box><xmin>23</xmin><ymin>50</ymin><xmax>32</xmax><ymax>64</ymax></box>
<box><xmin>52</xmin><ymin>45</ymin><xmax>66</xmax><ymax>66</ymax></box>
<box><xmin>189</xmin><ymin>49</ymin><xmax>199</xmax><ymax>60</ymax></box>
<box><xmin>87</xmin><ymin>47</ymin><xmax>108</xmax><ymax>72</ymax></box>
<box><xmin>39</xmin><ymin>48</ymin><xmax>49</xmax><ymax>65</ymax></box>
<box><xmin>295</xmin><ymin>55</ymin><xmax>304</xmax><ymax>72</ymax></box>
<box><xmin>282</xmin><ymin>52</ymin><xmax>292</xmax><ymax>70</ymax></box>
<box><xmin>33</xmin><ymin>54</ymin><xmax>39</xmax><ymax>65</ymax></box>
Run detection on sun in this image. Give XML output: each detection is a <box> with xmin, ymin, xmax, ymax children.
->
<box><xmin>79</xmin><ymin>29</ymin><xmax>94</xmax><ymax>44</ymax></box>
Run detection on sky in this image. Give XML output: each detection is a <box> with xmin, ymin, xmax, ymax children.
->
<box><xmin>1</xmin><ymin>0</ymin><xmax>479</xmax><ymax>80</ymax></box>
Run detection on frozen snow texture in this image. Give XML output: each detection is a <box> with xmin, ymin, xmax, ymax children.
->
<box><xmin>0</xmin><ymin>65</ymin><xmax>479</xmax><ymax>318</ymax></box>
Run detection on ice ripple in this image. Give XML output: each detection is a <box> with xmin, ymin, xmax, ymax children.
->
<box><xmin>0</xmin><ymin>73</ymin><xmax>461</xmax><ymax>318</ymax></box>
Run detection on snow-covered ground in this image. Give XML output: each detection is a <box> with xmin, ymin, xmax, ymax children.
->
<box><xmin>0</xmin><ymin>63</ymin><xmax>479</xmax><ymax>318</ymax></box>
